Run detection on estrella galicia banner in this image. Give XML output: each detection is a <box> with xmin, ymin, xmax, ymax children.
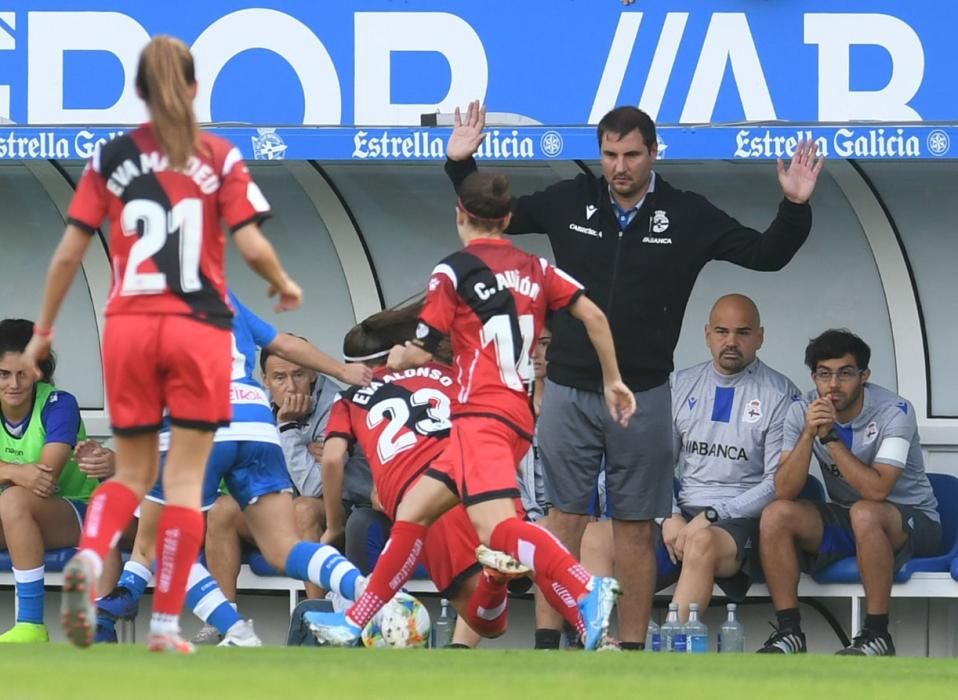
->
<box><xmin>0</xmin><ymin>1</ymin><xmax>956</xmax><ymax>127</ymax></box>
<box><xmin>0</xmin><ymin>124</ymin><xmax>953</xmax><ymax>161</ymax></box>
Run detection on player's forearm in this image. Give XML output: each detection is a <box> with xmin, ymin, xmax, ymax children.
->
<box><xmin>718</xmin><ymin>478</ymin><xmax>777</xmax><ymax>519</ymax></box>
<box><xmin>0</xmin><ymin>462</ymin><xmax>19</xmax><ymax>487</ymax></box>
<box><xmin>829</xmin><ymin>444</ymin><xmax>891</xmax><ymax>501</ymax></box>
<box><xmin>775</xmin><ymin>437</ymin><xmax>814</xmax><ymax>499</ymax></box>
<box><xmin>272</xmin><ymin>334</ymin><xmax>348</xmax><ymax>383</ymax></box>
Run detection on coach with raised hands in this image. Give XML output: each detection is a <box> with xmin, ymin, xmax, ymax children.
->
<box><xmin>443</xmin><ymin>100</ymin><xmax>824</xmax><ymax>649</ymax></box>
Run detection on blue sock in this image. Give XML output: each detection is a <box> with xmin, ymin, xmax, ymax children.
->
<box><xmin>285</xmin><ymin>541</ymin><xmax>364</xmax><ymax>600</ymax></box>
<box><xmin>13</xmin><ymin>566</ymin><xmax>45</xmax><ymax>625</ymax></box>
<box><xmin>118</xmin><ymin>560</ymin><xmax>152</xmax><ymax>601</ymax></box>
<box><xmin>186</xmin><ymin>561</ymin><xmax>241</xmax><ymax>635</ymax></box>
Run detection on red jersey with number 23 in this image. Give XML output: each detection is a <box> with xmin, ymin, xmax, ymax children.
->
<box><xmin>324</xmin><ymin>362</ymin><xmax>457</xmax><ymax>518</ymax></box>
<box><xmin>67</xmin><ymin>124</ymin><xmax>270</xmax><ymax>328</ymax></box>
<box><xmin>417</xmin><ymin>238</ymin><xmax>584</xmax><ymax>437</ymax></box>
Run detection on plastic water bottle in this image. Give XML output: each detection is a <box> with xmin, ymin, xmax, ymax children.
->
<box><xmin>431</xmin><ymin>598</ymin><xmax>455</xmax><ymax>648</ymax></box>
<box><xmin>661</xmin><ymin>602</ymin><xmax>685</xmax><ymax>653</ymax></box>
<box><xmin>647</xmin><ymin>618</ymin><xmax>662</xmax><ymax>652</ymax></box>
<box><xmin>685</xmin><ymin>603</ymin><xmax>709</xmax><ymax>653</ymax></box>
<box><xmin>718</xmin><ymin>603</ymin><xmax>745</xmax><ymax>653</ymax></box>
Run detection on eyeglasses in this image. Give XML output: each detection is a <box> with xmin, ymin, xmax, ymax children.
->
<box><xmin>813</xmin><ymin>367</ymin><xmax>863</xmax><ymax>382</ymax></box>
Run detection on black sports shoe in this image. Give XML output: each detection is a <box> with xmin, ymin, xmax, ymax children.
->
<box><xmin>756</xmin><ymin>623</ymin><xmax>807</xmax><ymax>654</ymax></box>
<box><xmin>836</xmin><ymin>629</ymin><xmax>896</xmax><ymax>656</ymax></box>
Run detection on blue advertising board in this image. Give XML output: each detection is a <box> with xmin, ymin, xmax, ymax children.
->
<box><xmin>0</xmin><ymin>2</ymin><xmax>956</xmax><ymax>160</ymax></box>
<box><xmin>0</xmin><ymin>123</ymin><xmax>953</xmax><ymax>162</ymax></box>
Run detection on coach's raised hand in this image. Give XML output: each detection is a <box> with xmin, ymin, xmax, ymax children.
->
<box><xmin>446</xmin><ymin>100</ymin><xmax>487</xmax><ymax>161</ymax></box>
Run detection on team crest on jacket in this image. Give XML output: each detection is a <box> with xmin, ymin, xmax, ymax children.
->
<box><xmin>651</xmin><ymin>209</ymin><xmax>670</xmax><ymax>233</ymax></box>
<box><xmin>864</xmin><ymin>421</ymin><xmax>879</xmax><ymax>445</ymax></box>
<box><xmin>743</xmin><ymin>398</ymin><xmax>762</xmax><ymax>423</ymax></box>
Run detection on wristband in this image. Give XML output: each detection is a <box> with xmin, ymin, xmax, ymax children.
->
<box><xmin>33</xmin><ymin>325</ymin><xmax>53</xmax><ymax>338</ymax></box>
<box><xmin>819</xmin><ymin>428</ymin><xmax>841</xmax><ymax>445</ymax></box>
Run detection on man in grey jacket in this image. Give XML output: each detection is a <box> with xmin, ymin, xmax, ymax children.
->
<box><xmin>263</xmin><ymin>347</ymin><xmax>373</xmax><ymax>597</ymax></box>
<box><xmin>660</xmin><ymin>295</ymin><xmax>799</xmax><ymax>621</ymax></box>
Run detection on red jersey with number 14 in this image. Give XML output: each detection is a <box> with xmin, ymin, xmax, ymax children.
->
<box><xmin>417</xmin><ymin>238</ymin><xmax>584</xmax><ymax>437</ymax></box>
<box><xmin>67</xmin><ymin>125</ymin><xmax>271</xmax><ymax>328</ymax></box>
<box><xmin>324</xmin><ymin>362</ymin><xmax>457</xmax><ymax>519</ymax></box>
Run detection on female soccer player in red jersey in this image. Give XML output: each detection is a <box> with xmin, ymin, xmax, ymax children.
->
<box><xmin>310</xmin><ymin>172</ymin><xmax>636</xmax><ymax>650</ymax></box>
<box><xmin>21</xmin><ymin>36</ymin><xmax>301</xmax><ymax>653</ymax></box>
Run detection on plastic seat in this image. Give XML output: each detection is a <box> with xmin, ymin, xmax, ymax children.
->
<box><xmin>814</xmin><ymin>473</ymin><xmax>958</xmax><ymax>584</ymax></box>
<box><xmin>0</xmin><ymin>546</ymin><xmax>76</xmax><ymax>573</ymax></box>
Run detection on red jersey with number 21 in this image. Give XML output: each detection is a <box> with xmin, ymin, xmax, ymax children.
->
<box><xmin>418</xmin><ymin>238</ymin><xmax>584</xmax><ymax>437</ymax></box>
<box><xmin>67</xmin><ymin>124</ymin><xmax>270</xmax><ymax>327</ymax></box>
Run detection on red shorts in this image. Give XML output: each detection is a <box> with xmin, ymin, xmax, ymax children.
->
<box><xmin>426</xmin><ymin>416</ymin><xmax>530</xmax><ymax>507</ymax></box>
<box><xmin>421</xmin><ymin>504</ymin><xmax>481</xmax><ymax>596</ymax></box>
<box><xmin>103</xmin><ymin>314</ymin><xmax>232</xmax><ymax>434</ymax></box>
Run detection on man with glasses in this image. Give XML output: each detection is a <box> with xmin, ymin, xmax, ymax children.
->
<box><xmin>757</xmin><ymin>329</ymin><xmax>940</xmax><ymax>656</ymax></box>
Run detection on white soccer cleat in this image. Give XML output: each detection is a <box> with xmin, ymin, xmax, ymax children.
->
<box><xmin>475</xmin><ymin>545</ymin><xmax>532</xmax><ymax>583</ymax></box>
<box><xmin>218</xmin><ymin>619</ymin><xmax>262</xmax><ymax>647</ymax></box>
<box><xmin>325</xmin><ymin>590</ymin><xmax>351</xmax><ymax>613</ymax></box>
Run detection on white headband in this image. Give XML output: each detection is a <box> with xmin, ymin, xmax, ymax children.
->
<box><xmin>343</xmin><ymin>349</ymin><xmax>390</xmax><ymax>363</ymax></box>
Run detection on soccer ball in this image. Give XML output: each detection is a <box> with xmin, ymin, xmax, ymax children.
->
<box><xmin>361</xmin><ymin>591</ymin><xmax>431</xmax><ymax>648</ymax></box>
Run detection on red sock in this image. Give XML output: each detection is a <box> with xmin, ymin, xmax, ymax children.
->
<box><xmin>489</xmin><ymin>518</ymin><xmax>591</xmax><ymax>604</ymax></box>
<box><xmin>536</xmin><ymin>575</ymin><xmax>585</xmax><ymax>635</ymax></box>
<box><xmin>463</xmin><ymin>573</ymin><xmax>509</xmax><ymax>638</ymax></box>
<box><xmin>347</xmin><ymin>521</ymin><xmax>427</xmax><ymax>629</ymax></box>
<box><xmin>78</xmin><ymin>481</ymin><xmax>139</xmax><ymax>561</ymax></box>
<box><xmin>152</xmin><ymin>505</ymin><xmax>205</xmax><ymax>624</ymax></box>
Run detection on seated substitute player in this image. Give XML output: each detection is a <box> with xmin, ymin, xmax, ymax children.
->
<box><xmin>313</xmin><ymin>305</ymin><xmax>555</xmax><ymax>644</ymax></box>
<box><xmin>308</xmin><ymin>171</ymin><xmax>636</xmax><ymax>651</ymax></box>
<box><xmin>658</xmin><ymin>294</ymin><xmax>799</xmax><ymax>621</ymax></box>
<box><xmin>0</xmin><ymin>319</ymin><xmax>98</xmax><ymax>643</ymax></box>
<box><xmin>197</xmin><ymin>340</ymin><xmax>374</xmax><ymax>631</ymax></box>
<box><xmin>757</xmin><ymin>329</ymin><xmax>940</xmax><ymax>656</ymax></box>
<box><xmin>95</xmin><ymin>289</ymin><xmax>373</xmax><ymax>647</ymax></box>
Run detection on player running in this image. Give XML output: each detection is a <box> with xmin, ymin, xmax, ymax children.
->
<box><xmin>308</xmin><ymin>171</ymin><xmax>636</xmax><ymax>650</ymax></box>
<box><xmin>96</xmin><ymin>289</ymin><xmax>373</xmax><ymax>647</ymax></box>
<box><xmin>309</xmin><ymin>305</ymin><xmax>581</xmax><ymax>643</ymax></box>
<box><xmin>21</xmin><ymin>36</ymin><xmax>302</xmax><ymax>652</ymax></box>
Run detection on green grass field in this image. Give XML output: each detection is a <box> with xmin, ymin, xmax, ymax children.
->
<box><xmin>2</xmin><ymin>646</ymin><xmax>957</xmax><ymax>700</ymax></box>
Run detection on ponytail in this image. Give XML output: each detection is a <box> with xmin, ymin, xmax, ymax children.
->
<box><xmin>136</xmin><ymin>35</ymin><xmax>198</xmax><ymax>170</ymax></box>
<box><xmin>344</xmin><ymin>301</ymin><xmax>453</xmax><ymax>366</ymax></box>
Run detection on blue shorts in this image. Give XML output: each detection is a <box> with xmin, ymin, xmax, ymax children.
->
<box><xmin>146</xmin><ymin>440</ymin><xmax>293</xmax><ymax>510</ymax></box>
<box><xmin>66</xmin><ymin>499</ymin><xmax>87</xmax><ymax>528</ymax></box>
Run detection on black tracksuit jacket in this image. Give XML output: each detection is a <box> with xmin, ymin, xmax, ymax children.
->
<box><xmin>445</xmin><ymin>157</ymin><xmax>812</xmax><ymax>394</ymax></box>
